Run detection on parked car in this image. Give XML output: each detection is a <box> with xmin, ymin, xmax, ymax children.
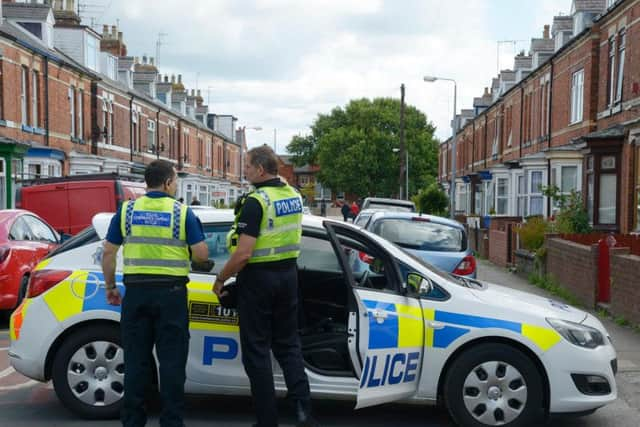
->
<box><xmin>15</xmin><ymin>173</ymin><xmax>146</xmax><ymax>235</ymax></box>
<box><xmin>0</xmin><ymin>209</ymin><xmax>61</xmax><ymax>311</ymax></box>
<box><xmin>353</xmin><ymin>208</ymin><xmax>384</xmax><ymax>227</ymax></box>
<box><xmin>361</xmin><ymin>197</ymin><xmax>416</xmax><ymax>212</ymax></box>
<box><xmin>10</xmin><ymin>211</ymin><xmax>617</xmax><ymax>426</ymax></box>
<box><xmin>364</xmin><ymin>211</ymin><xmax>477</xmax><ymax>278</ymax></box>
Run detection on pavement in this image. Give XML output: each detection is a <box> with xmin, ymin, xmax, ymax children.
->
<box><xmin>477</xmin><ymin>259</ymin><xmax>640</xmax><ymax>421</ymax></box>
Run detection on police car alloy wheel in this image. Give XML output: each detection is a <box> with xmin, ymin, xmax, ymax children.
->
<box><xmin>444</xmin><ymin>343</ymin><xmax>543</xmax><ymax>427</ymax></box>
<box><xmin>52</xmin><ymin>325</ymin><xmax>124</xmax><ymax>419</ymax></box>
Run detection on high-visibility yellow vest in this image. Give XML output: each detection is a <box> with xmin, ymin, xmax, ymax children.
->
<box><xmin>120</xmin><ymin>196</ymin><xmax>190</xmax><ymax>276</ymax></box>
<box><xmin>227</xmin><ymin>185</ymin><xmax>303</xmax><ymax>263</ymax></box>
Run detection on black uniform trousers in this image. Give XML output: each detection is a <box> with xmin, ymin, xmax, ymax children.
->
<box><xmin>120</xmin><ymin>284</ymin><xmax>190</xmax><ymax>427</ymax></box>
<box><xmin>237</xmin><ymin>263</ymin><xmax>311</xmax><ymax>427</ymax></box>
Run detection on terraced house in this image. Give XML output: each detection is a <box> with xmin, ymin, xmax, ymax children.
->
<box><xmin>0</xmin><ymin>0</ymin><xmax>247</xmax><ymax>209</ymax></box>
<box><xmin>439</xmin><ymin>0</ymin><xmax>640</xmax><ymax>233</ymax></box>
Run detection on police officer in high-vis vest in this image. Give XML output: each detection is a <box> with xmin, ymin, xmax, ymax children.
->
<box><xmin>102</xmin><ymin>160</ymin><xmax>208</xmax><ymax>427</ymax></box>
<box><xmin>214</xmin><ymin>146</ymin><xmax>318</xmax><ymax>427</ymax></box>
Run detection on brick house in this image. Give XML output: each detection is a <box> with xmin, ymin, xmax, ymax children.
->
<box><xmin>0</xmin><ymin>0</ymin><xmax>246</xmax><ymax>208</ymax></box>
<box><xmin>439</xmin><ymin>0</ymin><xmax>640</xmax><ymax>233</ymax></box>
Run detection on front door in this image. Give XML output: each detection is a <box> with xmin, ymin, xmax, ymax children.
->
<box><xmin>324</xmin><ymin>222</ymin><xmax>424</xmax><ymax>409</ymax></box>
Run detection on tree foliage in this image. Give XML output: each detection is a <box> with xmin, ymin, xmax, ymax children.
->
<box><xmin>286</xmin><ymin>98</ymin><xmax>439</xmax><ymax>197</ymax></box>
<box><xmin>413</xmin><ymin>183</ymin><xmax>449</xmax><ymax>216</ymax></box>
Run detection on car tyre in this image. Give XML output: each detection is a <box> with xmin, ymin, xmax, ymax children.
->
<box><xmin>444</xmin><ymin>343</ymin><xmax>544</xmax><ymax>427</ymax></box>
<box><xmin>52</xmin><ymin>325</ymin><xmax>124</xmax><ymax>419</ymax></box>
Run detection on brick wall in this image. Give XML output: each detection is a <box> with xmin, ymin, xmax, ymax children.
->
<box><xmin>610</xmin><ymin>251</ymin><xmax>640</xmax><ymax>325</ymax></box>
<box><xmin>469</xmin><ymin>227</ymin><xmax>489</xmax><ymax>259</ymax></box>
<box><xmin>488</xmin><ymin>217</ymin><xmax>521</xmax><ymax>267</ymax></box>
<box><xmin>546</xmin><ymin>238</ymin><xmax>599</xmax><ymax>307</ymax></box>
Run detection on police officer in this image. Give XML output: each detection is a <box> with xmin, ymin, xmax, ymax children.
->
<box><xmin>102</xmin><ymin>159</ymin><xmax>208</xmax><ymax>427</ymax></box>
<box><xmin>214</xmin><ymin>145</ymin><xmax>318</xmax><ymax>427</ymax></box>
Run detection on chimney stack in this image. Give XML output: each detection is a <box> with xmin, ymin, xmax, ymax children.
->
<box><xmin>165</xmin><ymin>75</ymin><xmax>169</xmax><ymax>83</ymax></box>
<box><xmin>178</xmin><ymin>74</ymin><xmax>182</xmax><ymax>84</ymax></box>
<box><xmin>543</xmin><ymin>24</ymin><xmax>550</xmax><ymax>39</ymax></box>
<box><xmin>171</xmin><ymin>75</ymin><xmax>176</xmax><ymax>83</ymax></box>
<box><xmin>142</xmin><ymin>55</ymin><xmax>147</xmax><ymax>64</ymax></box>
<box><xmin>111</xmin><ymin>25</ymin><xmax>117</xmax><ymax>36</ymax></box>
<box><xmin>103</xmin><ymin>25</ymin><xmax>109</xmax><ymax>36</ymax></box>
<box><xmin>150</xmin><ymin>57</ymin><xmax>155</xmax><ymax>66</ymax></box>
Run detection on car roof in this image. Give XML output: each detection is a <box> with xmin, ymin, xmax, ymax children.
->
<box><xmin>363</xmin><ymin>197</ymin><xmax>415</xmax><ymax>206</ymax></box>
<box><xmin>367</xmin><ymin>211</ymin><xmax>464</xmax><ymax>229</ymax></box>
<box><xmin>92</xmin><ymin>210</ymin><xmax>341</xmax><ymax>239</ymax></box>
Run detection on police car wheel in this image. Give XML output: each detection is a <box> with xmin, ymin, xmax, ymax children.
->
<box><xmin>444</xmin><ymin>343</ymin><xmax>543</xmax><ymax>427</ymax></box>
<box><xmin>52</xmin><ymin>325</ymin><xmax>124</xmax><ymax>419</ymax></box>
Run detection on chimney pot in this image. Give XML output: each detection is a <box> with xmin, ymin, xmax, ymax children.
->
<box><xmin>103</xmin><ymin>25</ymin><xmax>109</xmax><ymax>35</ymax></box>
<box><xmin>484</xmin><ymin>87</ymin><xmax>489</xmax><ymax>96</ymax></box>
<box><xmin>178</xmin><ymin>74</ymin><xmax>182</xmax><ymax>83</ymax></box>
<box><xmin>171</xmin><ymin>75</ymin><xmax>176</xmax><ymax>83</ymax></box>
<box><xmin>197</xmin><ymin>89</ymin><xmax>201</xmax><ymax>97</ymax></box>
<box><xmin>164</xmin><ymin>75</ymin><xmax>169</xmax><ymax>83</ymax></box>
<box><xmin>142</xmin><ymin>55</ymin><xmax>147</xmax><ymax>64</ymax></box>
<box><xmin>150</xmin><ymin>57</ymin><xmax>154</xmax><ymax>66</ymax></box>
<box><xmin>543</xmin><ymin>24</ymin><xmax>550</xmax><ymax>39</ymax></box>
<box><xmin>118</xmin><ymin>31</ymin><xmax>123</xmax><ymax>41</ymax></box>
<box><xmin>134</xmin><ymin>56</ymin><xmax>139</xmax><ymax>64</ymax></box>
<box><xmin>191</xmin><ymin>89</ymin><xmax>195</xmax><ymax>96</ymax></box>
<box><xmin>111</xmin><ymin>25</ymin><xmax>117</xmax><ymax>35</ymax></box>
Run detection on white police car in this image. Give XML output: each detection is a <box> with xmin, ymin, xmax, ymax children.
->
<box><xmin>9</xmin><ymin>210</ymin><xmax>617</xmax><ymax>426</ymax></box>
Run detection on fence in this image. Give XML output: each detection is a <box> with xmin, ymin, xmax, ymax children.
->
<box><xmin>560</xmin><ymin>233</ymin><xmax>640</xmax><ymax>256</ymax></box>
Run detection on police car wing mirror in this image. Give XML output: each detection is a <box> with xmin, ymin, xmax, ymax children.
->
<box><xmin>408</xmin><ymin>273</ymin><xmax>432</xmax><ymax>295</ymax></box>
<box><xmin>191</xmin><ymin>259</ymin><xmax>215</xmax><ymax>273</ymax></box>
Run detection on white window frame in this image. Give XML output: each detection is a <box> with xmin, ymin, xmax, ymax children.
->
<box><xmin>77</xmin><ymin>90</ymin><xmax>83</xmax><ymax>141</ymax></box>
<box><xmin>108</xmin><ymin>100</ymin><xmax>114</xmax><ymax>144</ymax></box>
<box><xmin>147</xmin><ymin>119</ymin><xmax>156</xmax><ymax>153</ymax></box>
<box><xmin>69</xmin><ymin>86</ymin><xmax>75</xmax><ymax>138</ymax></box>
<box><xmin>516</xmin><ymin>173</ymin><xmax>528</xmax><ymax>218</ymax></box>
<box><xmin>495</xmin><ymin>176</ymin><xmax>509</xmax><ymax>215</ymax></box>
<box><xmin>31</xmin><ymin>70</ymin><xmax>38</xmax><ymax>127</ymax></box>
<box><xmin>528</xmin><ymin>170</ymin><xmax>545</xmax><ymax>216</ymax></box>
<box><xmin>205</xmin><ymin>138</ymin><xmax>212</xmax><ymax>169</ymax></box>
<box><xmin>570</xmin><ymin>69</ymin><xmax>584</xmax><ymax>124</ymax></box>
<box><xmin>20</xmin><ymin>67</ymin><xmax>28</xmax><ymax>126</ymax></box>
<box><xmin>615</xmin><ymin>29</ymin><xmax>625</xmax><ymax>103</ymax></box>
<box><xmin>550</xmin><ymin>163</ymin><xmax>581</xmax><ymax>215</ymax></box>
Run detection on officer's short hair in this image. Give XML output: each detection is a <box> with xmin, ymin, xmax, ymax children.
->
<box><xmin>145</xmin><ymin>160</ymin><xmax>176</xmax><ymax>188</ymax></box>
<box><xmin>248</xmin><ymin>145</ymin><xmax>278</xmax><ymax>175</ymax></box>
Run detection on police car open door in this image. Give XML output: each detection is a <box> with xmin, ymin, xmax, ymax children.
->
<box><xmin>324</xmin><ymin>222</ymin><xmax>424</xmax><ymax>409</ymax></box>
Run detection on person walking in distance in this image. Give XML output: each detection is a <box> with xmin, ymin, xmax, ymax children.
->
<box><xmin>214</xmin><ymin>145</ymin><xmax>318</xmax><ymax>427</ymax></box>
<box><xmin>101</xmin><ymin>159</ymin><xmax>209</xmax><ymax>427</ymax></box>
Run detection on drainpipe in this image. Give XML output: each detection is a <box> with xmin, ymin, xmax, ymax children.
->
<box><xmin>519</xmin><ymin>86</ymin><xmax>524</xmax><ymax>159</ymax></box>
<box><xmin>156</xmin><ymin>109</ymin><xmax>161</xmax><ymax>159</ymax></box>
<box><xmin>483</xmin><ymin>115</ymin><xmax>488</xmax><ymax>169</ymax></box>
<box><xmin>177</xmin><ymin>119</ymin><xmax>183</xmax><ymax>170</ymax></box>
<box><xmin>472</xmin><ymin>120</ymin><xmax>475</xmax><ymax>172</ymax></box>
<box><xmin>129</xmin><ymin>96</ymin><xmax>134</xmax><ymax>163</ymax></box>
<box><xmin>546</xmin><ymin>62</ymin><xmax>554</xmax><ymax>218</ymax></box>
<box><xmin>90</xmin><ymin>81</ymin><xmax>98</xmax><ymax>155</ymax></box>
<box><xmin>44</xmin><ymin>57</ymin><xmax>49</xmax><ymax>147</ymax></box>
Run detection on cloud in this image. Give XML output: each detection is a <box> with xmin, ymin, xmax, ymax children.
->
<box><xmin>95</xmin><ymin>0</ymin><xmax>577</xmax><ymax>149</ymax></box>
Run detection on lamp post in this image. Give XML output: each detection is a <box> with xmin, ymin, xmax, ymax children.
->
<box><xmin>423</xmin><ymin>75</ymin><xmax>457</xmax><ymax>219</ymax></box>
<box><xmin>392</xmin><ymin>148</ymin><xmax>408</xmax><ymax>200</ymax></box>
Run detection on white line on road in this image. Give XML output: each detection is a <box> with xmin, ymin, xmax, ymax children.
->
<box><xmin>0</xmin><ymin>367</ymin><xmax>15</xmax><ymax>379</ymax></box>
<box><xmin>0</xmin><ymin>380</ymin><xmax>38</xmax><ymax>391</ymax></box>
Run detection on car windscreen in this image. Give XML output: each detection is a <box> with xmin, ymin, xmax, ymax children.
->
<box><xmin>47</xmin><ymin>225</ymin><xmax>100</xmax><ymax>258</ymax></box>
<box><xmin>372</xmin><ymin>218</ymin><xmax>464</xmax><ymax>252</ymax></box>
<box><xmin>366</xmin><ymin>203</ymin><xmax>414</xmax><ymax>212</ymax></box>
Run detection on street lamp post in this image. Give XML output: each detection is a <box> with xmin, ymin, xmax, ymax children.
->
<box><xmin>392</xmin><ymin>148</ymin><xmax>408</xmax><ymax>200</ymax></box>
<box><xmin>423</xmin><ymin>75</ymin><xmax>457</xmax><ymax>219</ymax></box>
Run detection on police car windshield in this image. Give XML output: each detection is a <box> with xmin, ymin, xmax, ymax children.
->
<box><xmin>47</xmin><ymin>225</ymin><xmax>100</xmax><ymax>258</ymax></box>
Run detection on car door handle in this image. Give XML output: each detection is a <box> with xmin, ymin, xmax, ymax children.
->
<box><xmin>426</xmin><ymin>321</ymin><xmax>445</xmax><ymax>330</ymax></box>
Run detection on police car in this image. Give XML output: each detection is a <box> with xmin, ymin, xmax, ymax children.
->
<box><xmin>9</xmin><ymin>209</ymin><xmax>617</xmax><ymax>426</ymax></box>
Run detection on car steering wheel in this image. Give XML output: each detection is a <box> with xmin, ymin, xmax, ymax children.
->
<box><xmin>357</xmin><ymin>269</ymin><xmax>372</xmax><ymax>287</ymax></box>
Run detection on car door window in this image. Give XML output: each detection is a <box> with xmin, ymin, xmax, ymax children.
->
<box><xmin>23</xmin><ymin>215</ymin><xmax>58</xmax><ymax>243</ymax></box>
<box><xmin>9</xmin><ymin>217</ymin><xmax>33</xmax><ymax>241</ymax></box>
<box><xmin>198</xmin><ymin>222</ymin><xmax>232</xmax><ymax>275</ymax></box>
<box><xmin>339</xmin><ymin>234</ymin><xmax>400</xmax><ymax>294</ymax></box>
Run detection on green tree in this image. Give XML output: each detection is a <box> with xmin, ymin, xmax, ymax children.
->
<box><xmin>286</xmin><ymin>98</ymin><xmax>439</xmax><ymax>197</ymax></box>
<box><xmin>413</xmin><ymin>182</ymin><xmax>449</xmax><ymax>216</ymax></box>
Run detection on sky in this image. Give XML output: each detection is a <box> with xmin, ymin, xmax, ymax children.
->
<box><xmin>88</xmin><ymin>0</ymin><xmax>574</xmax><ymax>152</ymax></box>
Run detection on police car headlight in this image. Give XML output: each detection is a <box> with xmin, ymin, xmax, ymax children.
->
<box><xmin>547</xmin><ymin>318</ymin><xmax>605</xmax><ymax>349</ymax></box>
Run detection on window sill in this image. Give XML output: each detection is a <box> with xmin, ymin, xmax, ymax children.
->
<box><xmin>568</xmin><ymin>119</ymin><xmax>583</xmax><ymax>126</ymax></box>
<box><xmin>0</xmin><ymin>119</ymin><xmax>6</xmax><ymax>127</ymax></box>
<box><xmin>33</xmin><ymin>127</ymin><xmax>46</xmax><ymax>135</ymax></box>
<box><xmin>21</xmin><ymin>124</ymin><xmax>34</xmax><ymax>133</ymax></box>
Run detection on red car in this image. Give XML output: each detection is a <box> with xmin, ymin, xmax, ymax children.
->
<box><xmin>0</xmin><ymin>210</ymin><xmax>61</xmax><ymax>311</ymax></box>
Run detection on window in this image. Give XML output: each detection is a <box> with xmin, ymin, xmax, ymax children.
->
<box><xmin>615</xmin><ymin>30</ymin><xmax>625</xmax><ymax>103</ymax></box>
<box><xmin>31</xmin><ymin>71</ymin><xmax>38</xmax><ymax>127</ymax></box>
<box><xmin>20</xmin><ymin>67</ymin><xmax>28</xmax><ymax>125</ymax></box>
<box><xmin>205</xmin><ymin>138</ymin><xmax>212</xmax><ymax>169</ymax></box>
<box><xmin>485</xmin><ymin>180</ymin><xmax>494</xmax><ymax>215</ymax></box>
<box><xmin>77</xmin><ymin>90</ymin><xmax>83</xmax><ymax>140</ymax></box>
<box><xmin>496</xmin><ymin>178</ymin><xmax>508</xmax><ymax>215</ymax></box>
<box><xmin>456</xmin><ymin>183</ymin><xmax>467</xmax><ymax>214</ymax></box>
<box><xmin>529</xmin><ymin>171</ymin><xmax>544</xmax><ymax>216</ymax></box>
<box><xmin>108</xmin><ymin>101</ymin><xmax>114</xmax><ymax>144</ymax></box>
<box><xmin>86</xmin><ymin>35</ymin><xmax>98</xmax><ymax>71</ymax></box>
<box><xmin>69</xmin><ymin>86</ymin><xmax>75</xmax><ymax>138</ymax></box>
<box><xmin>373</xmin><ymin>218</ymin><xmax>464</xmax><ymax>252</ymax></box>
<box><xmin>23</xmin><ymin>215</ymin><xmax>58</xmax><ymax>243</ymax></box>
<box><xmin>147</xmin><ymin>120</ymin><xmax>156</xmax><ymax>153</ymax></box>
<box><xmin>101</xmin><ymin>99</ymin><xmax>108</xmax><ymax>143</ymax></box>
<box><xmin>199</xmin><ymin>223</ymin><xmax>232</xmax><ymax>275</ymax></box>
<box><xmin>517</xmin><ymin>175</ymin><xmax>527</xmax><ymax>217</ymax></box>
<box><xmin>551</xmin><ymin>165</ymin><xmax>579</xmax><ymax>214</ymax></box>
<box><xmin>599</xmin><ymin>156</ymin><xmax>617</xmax><ymax>225</ymax></box>
<box><xmin>474</xmin><ymin>182</ymin><xmax>483</xmax><ymax>215</ymax></box>
<box><xmin>607</xmin><ymin>37</ymin><xmax>616</xmax><ymax>107</ymax></box>
<box><xmin>570</xmin><ymin>69</ymin><xmax>584</xmax><ymax>123</ymax></box>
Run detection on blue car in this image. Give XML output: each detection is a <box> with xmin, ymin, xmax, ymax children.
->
<box><xmin>363</xmin><ymin>211</ymin><xmax>476</xmax><ymax>278</ymax></box>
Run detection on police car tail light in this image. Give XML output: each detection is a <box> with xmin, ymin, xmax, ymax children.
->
<box><xmin>0</xmin><ymin>246</ymin><xmax>10</xmax><ymax>264</ymax></box>
<box><xmin>453</xmin><ymin>255</ymin><xmax>476</xmax><ymax>276</ymax></box>
<box><xmin>26</xmin><ymin>269</ymin><xmax>73</xmax><ymax>298</ymax></box>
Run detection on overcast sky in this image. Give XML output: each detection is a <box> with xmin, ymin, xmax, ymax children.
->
<box><xmin>91</xmin><ymin>0</ymin><xmax>573</xmax><ymax>152</ymax></box>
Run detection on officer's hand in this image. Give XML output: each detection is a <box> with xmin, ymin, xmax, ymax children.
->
<box><xmin>106</xmin><ymin>288</ymin><xmax>122</xmax><ymax>306</ymax></box>
<box><xmin>213</xmin><ymin>279</ymin><xmax>228</xmax><ymax>298</ymax></box>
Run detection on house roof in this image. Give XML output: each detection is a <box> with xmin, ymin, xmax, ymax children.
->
<box><xmin>3</xmin><ymin>3</ymin><xmax>52</xmax><ymax>21</ymax></box>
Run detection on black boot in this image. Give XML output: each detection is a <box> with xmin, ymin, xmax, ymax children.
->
<box><xmin>295</xmin><ymin>400</ymin><xmax>319</xmax><ymax>427</ymax></box>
